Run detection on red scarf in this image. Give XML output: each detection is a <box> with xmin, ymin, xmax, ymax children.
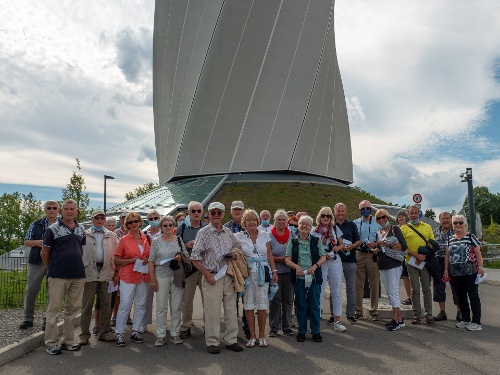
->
<box><xmin>315</xmin><ymin>224</ymin><xmax>333</xmax><ymax>244</ymax></box>
<box><xmin>271</xmin><ymin>226</ymin><xmax>290</xmax><ymax>244</ymax></box>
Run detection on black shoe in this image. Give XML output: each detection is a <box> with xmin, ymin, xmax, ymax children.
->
<box><xmin>60</xmin><ymin>343</ymin><xmax>81</xmax><ymax>351</ymax></box>
<box><xmin>130</xmin><ymin>332</ymin><xmax>144</xmax><ymax>343</ymax></box>
<box><xmin>283</xmin><ymin>328</ymin><xmax>294</xmax><ymax>336</ymax></box>
<box><xmin>19</xmin><ymin>321</ymin><xmax>33</xmax><ymax>329</ymax></box>
<box><xmin>434</xmin><ymin>311</ymin><xmax>447</xmax><ymax>321</ymax></box>
<box><xmin>326</xmin><ymin>317</ymin><xmax>335</xmax><ymax>325</ymax></box>
<box><xmin>347</xmin><ymin>316</ymin><xmax>356</xmax><ymax>324</ymax></box>
<box><xmin>225</xmin><ymin>343</ymin><xmax>244</xmax><ymax>352</ymax></box>
<box><xmin>207</xmin><ymin>345</ymin><xmax>221</xmax><ymax>354</ymax></box>
<box><xmin>456</xmin><ymin>311</ymin><xmax>463</xmax><ymax>322</ymax></box>
<box><xmin>180</xmin><ymin>328</ymin><xmax>191</xmax><ymax>339</ymax></box>
<box><xmin>296</xmin><ymin>333</ymin><xmax>306</xmax><ymax>342</ymax></box>
<box><xmin>386</xmin><ymin>320</ymin><xmax>400</xmax><ymax>331</ymax></box>
<box><xmin>269</xmin><ymin>330</ymin><xmax>278</xmax><ymax>337</ymax></box>
<box><xmin>46</xmin><ymin>345</ymin><xmax>62</xmax><ymax>355</ymax></box>
<box><xmin>312</xmin><ymin>333</ymin><xmax>322</xmax><ymax>342</ymax></box>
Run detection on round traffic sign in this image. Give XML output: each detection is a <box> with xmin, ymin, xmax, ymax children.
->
<box><xmin>413</xmin><ymin>194</ymin><xmax>422</xmax><ymax>204</ymax></box>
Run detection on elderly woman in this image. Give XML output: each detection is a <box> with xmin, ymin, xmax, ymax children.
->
<box><xmin>149</xmin><ymin>216</ymin><xmax>190</xmax><ymax>346</ymax></box>
<box><xmin>235</xmin><ymin>209</ymin><xmax>278</xmax><ymax>348</ymax></box>
<box><xmin>374</xmin><ymin>209</ymin><xmax>408</xmax><ymax>331</ymax></box>
<box><xmin>287</xmin><ymin>215</ymin><xmax>299</xmax><ymax>237</ymax></box>
<box><xmin>444</xmin><ymin>214</ymin><xmax>484</xmax><ymax>331</ymax></box>
<box><xmin>397</xmin><ymin>210</ymin><xmax>412</xmax><ymax>306</ymax></box>
<box><xmin>268</xmin><ymin>209</ymin><xmax>294</xmax><ymax>337</ymax></box>
<box><xmin>285</xmin><ymin>215</ymin><xmax>326</xmax><ymax>342</ymax></box>
<box><xmin>310</xmin><ymin>207</ymin><xmax>346</xmax><ymax>332</ymax></box>
<box><xmin>114</xmin><ymin>212</ymin><xmax>151</xmax><ymax>347</ymax></box>
<box><xmin>145</xmin><ymin>210</ymin><xmax>162</xmax><ymax>238</ymax></box>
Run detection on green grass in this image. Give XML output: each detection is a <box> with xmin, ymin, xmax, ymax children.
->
<box><xmin>0</xmin><ymin>269</ymin><xmax>47</xmax><ymax>308</ymax></box>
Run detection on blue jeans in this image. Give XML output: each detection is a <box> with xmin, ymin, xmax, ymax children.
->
<box><xmin>293</xmin><ymin>279</ymin><xmax>321</xmax><ymax>335</ymax></box>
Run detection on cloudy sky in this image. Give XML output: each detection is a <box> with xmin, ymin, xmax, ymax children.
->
<box><xmin>1</xmin><ymin>0</ymin><xmax>500</xmax><ymax>215</ymax></box>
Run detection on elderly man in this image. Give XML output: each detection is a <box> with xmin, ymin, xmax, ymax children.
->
<box><xmin>354</xmin><ymin>200</ymin><xmax>381</xmax><ymax>320</ymax></box>
<box><xmin>42</xmin><ymin>199</ymin><xmax>86</xmax><ymax>355</ymax></box>
<box><xmin>224</xmin><ymin>201</ymin><xmax>244</xmax><ymax>233</ymax></box>
<box><xmin>433</xmin><ymin>212</ymin><xmax>461</xmax><ymax>321</ymax></box>
<box><xmin>19</xmin><ymin>200</ymin><xmax>60</xmax><ymax>330</ymax></box>
<box><xmin>257</xmin><ymin>210</ymin><xmax>272</xmax><ymax>233</ymax></box>
<box><xmin>191</xmin><ymin>202</ymin><xmax>244</xmax><ymax>354</ymax></box>
<box><xmin>178</xmin><ymin>201</ymin><xmax>206</xmax><ymax>339</ymax></box>
<box><xmin>401</xmin><ymin>205</ymin><xmax>436</xmax><ymax>325</ymax></box>
<box><xmin>334</xmin><ymin>203</ymin><xmax>360</xmax><ymax>325</ymax></box>
<box><xmin>79</xmin><ymin>210</ymin><xmax>118</xmax><ymax>345</ymax></box>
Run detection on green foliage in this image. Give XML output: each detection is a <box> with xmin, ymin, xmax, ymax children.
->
<box><xmin>0</xmin><ymin>268</ymin><xmax>47</xmax><ymax>308</ymax></box>
<box><xmin>0</xmin><ymin>192</ymin><xmax>43</xmax><ymax>254</ymax></box>
<box><xmin>125</xmin><ymin>182</ymin><xmax>159</xmax><ymax>201</ymax></box>
<box><xmin>210</xmin><ymin>182</ymin><xmax>388</xmax><ymax>222</ymax></box>
<box><xmin>61</xmin><ymin>158</ymin><xmax>90</xmax><ymax>221</ymax></box>
<box><xmin>462</xmin><ymin>186</ymin><xmax>500</xmax><ymax>226</ymax></box>
<box><xmin>424</xmin><ymin>208</ymin><xmax>436</xmax><ymax>220</ymax></box>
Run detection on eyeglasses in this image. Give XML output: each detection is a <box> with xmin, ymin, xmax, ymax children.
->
<box><xmin>320</xmin><ymin>214</ymin><xmax>332</xmax><ymax>219</ymax></box>
<box><xmin>376</xmin><ymin>216</ymin><xmax>387</xmax><ymax>221</ymax></box>
<box><xmin>148</xmin><ymin>216</ymin><xmax>159</xmax><ymax>221</ymax></box>
<box><xmin>191</xmin><ymin>209</ymin><xmax>202</xmax><ymax>213</ymax></box>
<box><xmin>360</xmin><ymin>207</ymin><xmax>371</xmax><ymax>211</ymax></box>
<box><xmin>45</xmin><ymin>207</ymin><xmax>58</xmax><ymax>210</ymax></box>
<box><xmin>210</xmin><ymin>210</ymin><xmax>223</xmax><ymax>217</ymax></box>
<box><xmin>162</xmin><ymin>224</ymin><xmax>174</xmax><ymax>228</ymax></box>
<box><xmin>93</xmin><ymin>216</ymin><xmax>106</xmax><ymax>220</ymax></box>
<box><xmin>453</xmin><ymin>221</ymin><xmax>464</xmax><ymax>225</ymax></box>
<box><xmin>127</xmin><ymin>220</ymin><xmax>140</xmax><ymax>224</ymax></box>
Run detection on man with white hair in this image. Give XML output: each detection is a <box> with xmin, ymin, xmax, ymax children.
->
<box><xmin>257</xmin><ymin>210</ymin><xmax>272</xmax><ymax>233</ymax></box>
<box><xmin>191</xmin><ymin>202</ymin><xmax>244</xmax><ymax>354</ymax></box>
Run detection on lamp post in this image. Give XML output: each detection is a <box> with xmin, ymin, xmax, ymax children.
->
<box><xmin>460</xmin><ymin>168</ymin><xmax>476</xmax><ymax>235</ymax></box>
<box><xmin>104</xmin><ymin>175</ymin><xmax>115</xmax><ymax>214</ymax></box>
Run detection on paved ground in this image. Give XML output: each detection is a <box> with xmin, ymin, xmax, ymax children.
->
<box><xmin>2</xmin><ymin>269</ymin><xmax>500</xmax><ymax>374</ymax></box>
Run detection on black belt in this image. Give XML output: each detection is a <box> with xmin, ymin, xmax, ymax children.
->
<box><xmin>96</xmin><ymin>262</ymin><xmax>104</xmax><ymax>267</ymax></box>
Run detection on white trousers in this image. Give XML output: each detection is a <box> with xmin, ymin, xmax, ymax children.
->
<box><xmin>116</xmin><ymin>280</ymin><xmax>148</xmax><ymax>334</ymax></box>
<box><xmin>320</xmin><ymin>256</ymin><xmax>343</xmax><ymax>317</ymax></box>
<box><xmin>380</xmin><ymin>266</ymin><xmax>402</xmax><ymax>308</ymax></box>
<box><xmin>155</xmin><ymin>276</ymin><xmax>183</xmax><ymax>337</ymax></box>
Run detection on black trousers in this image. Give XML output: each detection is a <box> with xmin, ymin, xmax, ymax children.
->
<box><xmin>450</xmin><ymin>274</ymin><xmax>481</xmax><ymax>324</ymax></box>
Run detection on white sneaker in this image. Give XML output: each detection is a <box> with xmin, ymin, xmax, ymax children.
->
<box><xmin>333</xmin><ymin>321</ymin><xmax>347</xmax><ymax>332</ymax></box>
<box><xmin>139</xmin><ymin>324</ymin><xmax>147</xmax><ymax>334</ymax></box>
<box><xmin>466</xmin><ymin>322</ymin><xmax>482</xmax><ymax>331</ymax></box>
<box><xmin>456</xmin><ymin>321</ymin><xmax>471</xmax><ymax>329</ymax></box>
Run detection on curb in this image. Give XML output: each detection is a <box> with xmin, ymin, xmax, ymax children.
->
<box><xmin>0</xmin><ymin>314</ymin><xmax>81</xmax><ymax>367</ymax></box>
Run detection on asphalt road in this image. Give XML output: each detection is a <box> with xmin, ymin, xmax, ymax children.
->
<box><xmin>2</xmin><ymin>283</ymin><xmax>499</xmax><ymax>375</ymax></box>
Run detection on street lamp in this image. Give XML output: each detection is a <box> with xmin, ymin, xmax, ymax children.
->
<box><xmin>104</xmin><ymin>175</ymin><xmax>115</xmax><ymax>214</ymax></box>
<box><xmin>460</xmin><ymin>168</ymin><xmax>476</xmax><ymax>235</ymax></box>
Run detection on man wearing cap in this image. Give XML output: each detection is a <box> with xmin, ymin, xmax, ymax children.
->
<box><xmin>353</xmin><ymin>200</ymin><xmax>381</xmax><ymax>320</ymax></box>
<box><xmin>178</xmin><ymin>201</ymin><xmax>206</xmax><ymax>339</ymax></box>
<box><xmin>191</xmin><ymin>202</ymin><xmax>244</xmax><ymax>354</ymax></box>
<box><xmin>79</xmin><ymin>210</ymin><xmax>118</xmax><ymax>345</ymax></box>
<box><xmin>19</xmin><ymin>200</ymin><xmax>60</xmax><ymax>330</ymax></box>
<box><xmin>41</xmin><ymin>199</ymin><xmax>86</xmax><ymax>355</ymax></box>
<box><xmin>115</xmin><ymin>213</ymin><xmax>128</xmax><ymax>240</ymax></box>
<box><xmin>224</xmin><ymin>201</ymin><xmax>244</xmax><ymax>233</ymax></box>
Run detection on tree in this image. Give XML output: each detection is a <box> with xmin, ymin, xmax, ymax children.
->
<box><xmin>462</xmin><ymin>186</ymin><xmax>500</xmax><ymax>226</ymax></box>
<box><xmin>61</xmin><ymin>158</ymin><xmax>90</xmax><ymax>221</ymax></box>
<box><xmin>424</xmin><ymin>208</ymin><xmax>436</xmax><ymax>220</ymax></box>
<box><xmin>125</xmin><ymin>182</ymin><xmax>159</xmax><ymax>201</ymax></box>
<box><xmin>0</xmin><ymin>192</ymin><xmax>43</xmax><ymax>254</ymax></box>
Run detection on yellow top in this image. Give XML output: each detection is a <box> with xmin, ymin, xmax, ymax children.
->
<box><xmin>401</xmin><ymin>222</ymin><xmax>435</xmax><ymax>263</ymax></box>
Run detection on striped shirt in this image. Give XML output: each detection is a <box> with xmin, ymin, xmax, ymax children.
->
<box><xmin>191</xmin><ymin>224</ymin><xmax>240</xmax><ymax>272</ymax></box>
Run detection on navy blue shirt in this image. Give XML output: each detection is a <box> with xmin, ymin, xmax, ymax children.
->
<box><xmin>336</xmin><ymin>220</ymin><xmax>360</xmax><ymax>263</ymax></box>
<box><xmin>43</xmin><ymin>219</ymin><xmax>86</xmax><ymax>279</ymax></box>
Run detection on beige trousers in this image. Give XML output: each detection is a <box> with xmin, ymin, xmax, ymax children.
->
<box><xmin>355</xmin><ymin>252</ymin><xmax>379</xmax><ymax>315</ymax></box>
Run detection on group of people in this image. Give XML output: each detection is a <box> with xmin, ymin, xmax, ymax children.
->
<box><xmin>19</xmin><ymin>198</ymin><xmax>485</xmax><ymax>356</ymax></box>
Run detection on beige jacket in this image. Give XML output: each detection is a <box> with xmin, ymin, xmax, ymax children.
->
<box><xmin>226</xmin><ymin>248</ymin><xmax>249</xmax><ymax>292</ymax></box>
<box><xmin>82</xmin><ymin>228</ymin><xmax>117</xmax><ymax>282</ymax></box>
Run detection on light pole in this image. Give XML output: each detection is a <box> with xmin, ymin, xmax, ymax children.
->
<box><xmin>460</xmin><ymin>168</ymin><xmax>476</xmax><ymax>235</ymax></box>
<box><xmin>104</xmin><ymin>175</ymin><xmax>115</xmax><ymax>214</ymax></box>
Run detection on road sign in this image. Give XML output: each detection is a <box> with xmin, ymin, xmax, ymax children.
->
<box><xmin>413</xmin><ymin>194</ymin><xmax>422</xmax><ymax>204</ymax></box>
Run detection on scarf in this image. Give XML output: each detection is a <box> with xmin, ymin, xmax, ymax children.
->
<box><xmin>315</xmin><ymin>224</ymin><xmax>333</xmax><ymax>244</ymax></box>
<box><xmin>271</xmin><ymin>226</ymin><xmax>290</xmax><ymax>244</ymax></box>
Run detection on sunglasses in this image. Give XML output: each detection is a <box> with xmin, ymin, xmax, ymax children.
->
<box><xmin>162</xmin><ymin>223</ymin><xmax>174</xmax><ymax>228</ymax></box>
<box><xmin>360</xmin><ymin>207</ymin><xmax>371</xmax><ymax>211</ymax></box>
<box><xmin>320</xmin><ymin>214</ymin><xmax>332</xmax><ymax>219</ymax></box>
<box><xmin>376</xmin><ymin>216</ymin><xmax>387</xmax><ymax>221</ymax></box>
<box><xmin>127</xmin><ymin>220</ymin><xmax>140</xmax><ymax>224</ymax></box>
<box><xmin>148</xmin><ymin>216</ymin><xmax>159</xmax><ymax>221</ymax></box>
<box><xmin>191</xmin><ymin>209</ymin><xmax>202</xmax><ymax>214</ymax></box>
<box><xmin>210</xmin><ymin>210</ymin><xmax>223</xmax><ymax>216</ymax></box>
<box><xmin>289</xmin><ymin>224</ymin><xmax>298</xmax><ymax>228</ymax></box>
<box><xmin>453</xmin><ymin>221</ymin><xmax>464</xmax><ymax>225</ymax></box>
<box><xmin>46</xmin><ymin>207</ymin><xmax>58</xmax><ymax>210</ymax></box>
<box><xmin>93</xmin><ymin>216</ymin><xmax>106</xmax><ymax>220</ymax></box>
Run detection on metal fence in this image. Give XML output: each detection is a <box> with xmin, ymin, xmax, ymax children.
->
<box><xmin>0</xmin><ymin>253</ymin><xmax>47</xmax><ymax>309</ymax></box>
<box><xmin>481</xmin><ymin>243</ymin><xmax>500</xmax><ymax>261</ymax></box>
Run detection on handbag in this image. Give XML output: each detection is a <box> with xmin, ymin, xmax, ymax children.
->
<box><xmin>407</xmin><ymin>224</ymin><xmax>439</xmax><ymax>254</ymax></box>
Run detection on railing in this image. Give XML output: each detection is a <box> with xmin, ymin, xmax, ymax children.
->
<box><xmin>0</xmin><ymin>254</ymin><xmax>47</xmax><ymax>309</ymax></box>
<box><xmin>481</xmin><ymin>243</ymin><xmax>500</xmax><ymax>262</ymax></box>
